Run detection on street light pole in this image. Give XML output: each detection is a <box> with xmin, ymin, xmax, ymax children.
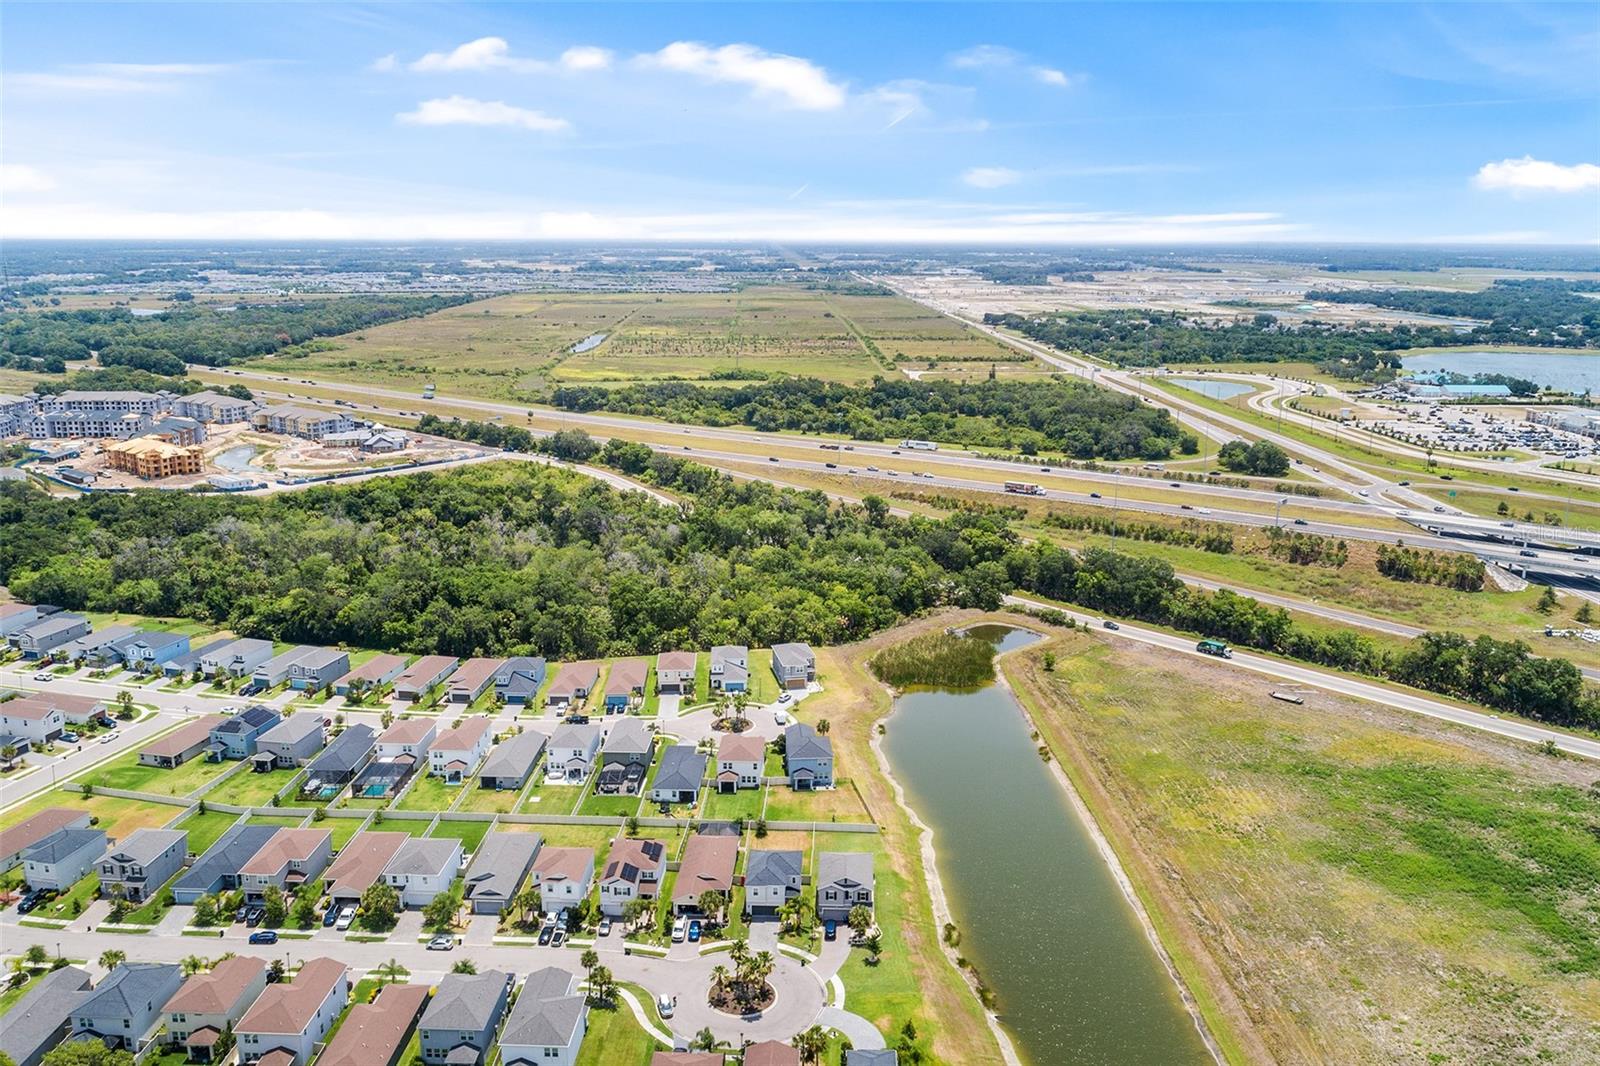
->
<box><xmin>1275</xmin><ymin>497</ymin><xmax>1286</xmax><ymax>528</ymax></box>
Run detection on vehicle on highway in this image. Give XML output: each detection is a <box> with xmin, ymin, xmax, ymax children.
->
<box><xmin>1196</xmin><ymin>639</ymin><xmax>1233</xmax><ymax>659</ymax></box>
<box><xmin>1500</xmin><ymin>521</ymin><xmax>1515</xmax><ymax>528</ymax></box>
<box><xmin>919</xmin><ymin>472</ymin><xmax>935</xmax><ymax>479</ymax></box>
<box><xmin>671</xmin><ymin>916</ymin><xmax>687</xmax><ymax>942</ymax></box>
<box><xmin>248</xmin><ymin>930</ymin><xmax>277</xmax><ymax>945</ymax></box>
<box><xmin>1293</xmin><ymin>518</ymin><xmax>1308</xmax><ymax>525</ymax></box>
<box><xmin>1197</xmin><ymin>507</ymin><xmax>1212</xmax><ymax>515</ymax></box>
<box><xmin>1180</xmin><ymin>504</ymin><xmax>1194</xmax><ymax>510</ymax></box>
<box><xmin>100</xmin><ymin>735</ymin><xmax>117</xmax><ymax>745</ymax></box>
<box><xmin>1102</xmin><ymin>620</ymin><xmax>1120</xmax><ymax>630</ymax></box>
<box><xmin>427</xmin><ymin>935</ymin><xmax>454</xmax><ymax>951</ymax></box>
<box><xmin>900</xmin><ymin>439</ymin><xmax>938</xmax><ymax>451</ymax></box>
<box><xmin>1169</xmin><ymin>481</ymin><xmax>1181</xmax><ymax>488</ymax></box>
<box><xmin>1433</xmin><ymin>505</ymin><xmax>1447</xmax><ymax>513</ymax></box>
<box><xmin>32</xmin><ymin>671</ymin><xmax>53</xmax><ymax>683</ymax></box>
<box><xmin>866</xmin><ymin>466</ymin><xmax>879</xmax><ymax>472</ymax></box>
<box><xmin>1358</xmin><ymin>489</ymin><xmax>1370</xmax><ymax>497</ymax></box>
<box><xmin>1519</xmin><ymin>550</ymin><xmax>1538</xmax><ymax>558</ymax></box>
<box><xmin>1089</xmin><ymin>492</ymin><xmax>1102</xmax><ymax>499</ymax></box>
<box><xmin>825</xmin><ymin>462</ymin><xmax>837</xmax><ymax>469</ymax></box>
<box><xmin>768</xmin><ymin>457</ymin><xmax>778</xmax><ymax>463</ymax></box>
<box><xmin>1004</xmin><ymin>481</ymin><xmax>1044</xmax><ymax>496</ymax></box>
<box><xmin>1397</xmin><ymin>481</ymin><xmax>1410</xmax><ymax>486</ymax></box>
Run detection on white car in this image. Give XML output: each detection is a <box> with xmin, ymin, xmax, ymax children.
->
<box><xmin>657</xmin><ymin>994</ymin><xmax>675</xmax><ymax>1019</ymax></box>
<box><xmin>774</xmin><ymin>710</ymin><xmax>790</xmax><ymax>726</ymax></box>
<box><xmin>671</xmin><ymin>916</ymin><xmax>687</xmax><ymax>942</ymax></box>
<box><xmin>335</xmin><ymin>905</ymin><xmax>356</xmax><ymax>931</ymax></box>
<box><xmin>33</xmin><ymin>671</ymin><xmax>54</xmax><ymax>683</ymax></box>
<box><xmin>777</xmin><ymin>692</ymin><xmax>792</xmax><ymax>704</ymax></box>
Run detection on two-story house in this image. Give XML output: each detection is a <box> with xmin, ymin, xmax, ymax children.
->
<box><xmin>497</xmin><ymin>968</ymin><xmax>587</xmax><ymax>1066</ymax></box>
<box><xmin>376</xmin><ymin>718</ymin><xmax>436</xmax><ymax>761</ymax></box>
<box><xmin>715</xmin><ymin>733</ymin><xmax>765</xmax><ymax>793</ymax></box>
<box><xmin>11</xmin><ymin>614</ymin><xmax>90</xmax><ymax>659</ymax></box>
<box><xmin>22</xmin><ymin>827</ymin><xmax>106</xmax><ymax>892</ymax></box>
<box><xmin>417</xmin><ymin>970</ymin><xmax>513</xmax><ymax>1066</ymax></box>
<box><xmin>782</xmin><ymin>723</ymin><xmax>834</xmax><ymax>790</ymax></box>
<box><xmin>815</xmin><ymin>852</ymin><xmax>875</xmax><ymax>923</ymax></box>
<box><xmin>597</xmin><ymin>717</ymin><xmax>652</xmax><ymax>795</ymax></box>
<box><xmin>253</xmin><ymin>715</ymin><xmax>326</xmax><ymax>770</ymax></box>
<box><xmin>108</xmin><ymin>630</ymin><xmax>190</xmax><ymax>673</ymax></box>
<box><xmin>285</xmin><ymin>648</ymin><xmax>349</xmax><ymax>692</ymax></box>
<box><xmin>72</xmin><ymin>962</ymin><xmax>184</xmax><ymax>1051</ymax></box>
<box><xmin>490</xmin><ymin>656</ymin><xmax>546</xmax><ymax>706</ymax></box>
<box><xmin>744</xmin><ymin>849</ymin><xmax>803</xmax><ymax>916</ymax></box>
<box><xmin>770</xmin><ymin>642</ymin><xmax>816</xmax><ymax>690</ymax></box>
<box><xmin>161</xmin><ymin>955</ymin><xmax>270</xmax><ymax>1063</ymax></box>
<box><xmin>98</xmin><ymin>828</ymin><xmax>187</xmax><ymax>903</ymax></box>
<box><xmin>173</xmin><ymin>824</ymin><xmax>280</xmax><ymax>904</ymax></box>
<box><xmin>598</xmin><ymin>837</ymin><xmax>666</xmax><ymax>918</ymax></box>
<box><xmin>208</xmin><ymin>705</ymin><xmax>281</xmax><ymax>760</ymax></box>
<box><xmin>428</xmin><ymin>718</ymin><xmax>492</xmax><ymax>783</ymax></box>
<box><xmin>237</xmin><ymin>829</ymin><xmax>333</xmax><ymax>903</ymax></box>
<box><xmin>235</xmin><ymin>957</ymin><xmax>348</xmax><ymax>1066</ymax></box>
<box><xmin>529</xmin><ymin>846</ymin><xmax>594</xmax><ymax>914</ymax></box>
<box><xmin>654</xmin><ymin>651</ymin><xmax>697</xmax><ymax>695</ymax></box>
<box><xmin>547</xmin><ymin>722</ymin><xmax>602</xmax><ymax>783</ymax></box>
<box><xmin>708</xmin><ymin>645</ymin><xmax>747</xmax><ymax>693</ymax></box>
<box><xmin>0</xmin><ymin>695</ymin><xmax>66</xmax><ymax>749</ymax></box>
<box><xmin>382</xmin><ymin>837</ymin><xmax>463</xmax><ymax>909</ymax></box>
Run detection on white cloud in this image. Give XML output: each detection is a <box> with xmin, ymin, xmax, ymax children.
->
<box><xmin>9</xmin><ymin>61</ymin><xmax>230</xmax><ymax>93</ymax></box>
<box><xmin>0</xmin><ymin>164</ymin><xmax>55</xmax><ymax>194</ymax></box>
<box><xmin>371</xmin><ymin>53</ymin><xmax>399</xmax><ymax>73</ymax></box>
<box><xmin>411</xmin><ymin>36</ymin><xmax>531</xmax><ymax>72</ymax></box>
<box><xmin>1474</xmin><ymin>156</ymin><xmax>1600</xmax><ymax>194</ymax></box>
<box><xmin>397</xmin><ymin>95</ymin><xmax>570</xmax><ymax>132</ymax></box>
<box><xmin>81</xmin><ymin>62</ymin><xmax>231</xmax><ymax>76</ymax></box>
<box><xmin>962</xmin><ymin>166</ymin><xmax>1022</xmax><ymax>188</ymax></box>
<box><xmin>949</xmin><ymin>45</ymin><xmax>1020</xmax><ymax>70</ymax></box>
<box><xmin>1033</xmin><ymin>67</ymin><xmax>1074</xmax><ymax>88</ymax></box>
<box><xmin>641</xmin><ymin>42</ymin><xmax>847</xmax><ymax>110</ymax></box>
<box><xmin>560</xmin><ymin>45</ymin><xmax>613</xmax><ymax>71</ymax></box>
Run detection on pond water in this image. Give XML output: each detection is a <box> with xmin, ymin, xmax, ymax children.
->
<box><xmin>1401</xmin><ymin>350</ymin><xmax>1598</xmax><ymax>395</ymax></box>
<box><xmin>881</xmin><ymin>624</ymin><xmax>1212</xmax><ymax>1065</ymax></box>
<box><xmin>1168</xmin><ymin>377</ymin><xmax>1254</xmax><ymax>401</ymax></box>
<box><xmin>128</xmin><ymin>307</ymin><xmax>163</xmax><ymax>318</ymax></box>
<box><xmin>570</xmin><ymin>332</ymin><xmax>608</xmax><ymax>353</ymax></box>
<box><xmin>213</xmin><ymin>444</ymin><xmax>258</xmax><ymax>472</ymax></box>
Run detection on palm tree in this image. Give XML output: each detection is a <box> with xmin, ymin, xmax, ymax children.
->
<box><xmin>580</xmin><ymin>948</ymin><xmax>598</xmax><ymax>986</ymax></box>
<box><xmin>793</xmin><ymin>1025</ymin><xmax>828</xmax><ymax>1063</ymax></box>
<box><xmin>98</xmin><ymin>949</ymin><xmax>126</xmax><ymax>971</ymax></box>
<box><xmin>181</xmin><ymin>955</ymin><xmax>207</xmax><ymax>977</ymax></box>
<box><xmin>709</xmin><ymin>964</ymin><xmax>730</xmax><ymax>999</ymax></box>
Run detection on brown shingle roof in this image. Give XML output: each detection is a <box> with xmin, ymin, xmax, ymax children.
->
<box><xmin>432</xmin><ymin>717</ymin><xmax>490</xmax><ymax>752</ymax></box>
<box><xmin>333</xmin><ymin>653</ymin><xmax>407</xmax><ymax>687</ymax></box>
<box><xmin>744</xmin><ymin>1041</ymin><xmax>802</xmax><ymax>1066</ymax></box>
<box><xmin>604</xmin><ymin>658</ymin><xmax>649</xmax><ymax>697</ymax></box>
<box><xmin>380</xmin><ymin>718</ymin><xmax>435</xmax><ymax>745</ymax></box>
<box><xmin>0</xmin><ymin>807</ymin><xmax>87</xmax><ymax>859</ymax></box>
<box><xmin>238</xmin><ymin>957</ymin><xmax>346</xmax><ymax>1035</ymax></box>
<box><xmin>324</xmin><ymin>832</ymin><xmax>408</xmax><ymax>895</ymax></box>
<box><xmin>317</xmin><ymin>983</ymin><xmax>428</xmax><ymax>1066</ymax></box>
<box><xmin>163</xmin><ymin>956</ymin><xmax>267</xmax><ymax>1015</ymax></box>
<box><xmin>532</xmin><ymin>846</ymin><xmax>592</xmax><ymax>885</ymax></box>
<box><xmin>141</xmin><ymin>714</ymin><xmax>225</xmax><ymax>759</ymax></box>
<box><xmin>672</xmin><ymin>835</ymin><xmax>737</xmax><ymax>902</ymax></box>
<box><xmin>602</xmin><ymin>838</ymin><xmax>665</xmax><ymax>884</ymax></box>
<box><xmin>445</xmin><ymin>658</ymin><xmax>504</xmax><ymax>694</ymax></box>
<box><xmin>656</xmin><ymin>651</ymin><xmax>696</xmax><ymax>673</ymax></box>
<box><xmin>717</xmin><ymin>733</ymin><xmax>765</xmax><ymax>763</ymax></box>
<box><xmin>239</xmin><ymin>829</ymin><xmax>332</xmax><ymax>876</ymax></box>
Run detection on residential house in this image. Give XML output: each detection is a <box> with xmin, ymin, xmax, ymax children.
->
<box><xmin>815</xmin><ymin>852</ymin><xmax>875</xmax><ymax>922</ymax></box>
<box><xmin>428</xmin><ymin>718</ymin><xmax>492</xmax><ymax>783</ymax></box>
<box><xmin>844</xmin><ymin>1052</ymin><xmax>898</xmax><ymax>1066</ymax></box>
<box><xmin>169</xmin><ymin>390</ymin><xmax>255</xmax><ymax>424</ymax></box>
<box><xmin>770</xmin><ymin>642</ymin><xmax>816</xmax><ymax>690</ymax></box>
<box><xmin>139</xmin><ymin>714</ymin><xmax>226</xmax><ymax>768</ymax></box>
<box><xmin>379</xmin><ymin>719</ymin><xmax>438</xmax><ymax>761</ymax></box>
<box><xmin>497</xmin><ymin>968</ymin><xmax>587</xmax><ymax>1066</ymax></box>
<box><xmin>250</xmin><ymin>403</ymin><xmax>355</xmax><ymax>440</ymax></box>
<box><xmin>107</xmin><ymin>630</ymin><xmax>190</xmax><ymax>673</ymax></box>
<box><xmin>323</xmin><ymin>831</ymin><xmax>409</xmax><ymax>908</ymax></box>
<box><xmin>0</xmin><ymin>964</ymin><xmax>91</xmax><ymax>1066</ymax></box>
<box><xmin>602</xmin><ymin>657</ymin><xmax>648</xmax><ymax>713</ymax></box>
<box><xmin>655</xmin><ymin>651</ymin><xmax>697</xmax><ymax>695</ymax></box>
<box><xmin>62</xmin><ymin>624</ymin><xmax>138</xmax><ymax>666</ymax></box>
<box><xmin>744</xmin><ymin>849</ymin><xmax>803</xmax><ymax>917</ymax></box>
<box><xmin>304</xmin><ymin>723</ymin><xmax>374</xmax><ymax>786</ymax></box>
<box><xmin>1</xmin><ymin>808</ymin><xmax>91</xmax><ymax>871</ymax></box>
<box><xmin>253</xmin><ymin>714</ymin><xmax>326</xmax><ymax>770</ymax></box>
<box><xmin>21</xmin><ymin>828</ymin><xmax>107</xmax><ymax>891</ymax></box>
<box><xmin>709</xmin><ymin>644</ymin><xmax>748</xmax><ymax>693</ymax></box>
<box><xmin>462</xmin><ymin>832</ymin><xmax>541</xmax><ymax>915</ymax></box>
<box><xmin>417</xmin><ymin>970</ymin><xmax>512</xmax><ymax>1066</ymax></box>
<box><xmin>0</xmin><ymin>601</ymin><xmax>42</xmax><ymax>638</ymax></box>
<box><xmin>14</xmin><ymin>692</ymin><xmax>108</xmax><ymax>728</ymax></box>
<box><xmin>491</xmin><ymin>656</ymin><xmax>546</xmax><ymax>705</ymax></box>
<box><xmin>651</xmin><ymin>1054</ymin><xmax>723</xmax><ymax>1066</ymax></box>
<box><xmin>285</xmin><ymin>648</ymin><xmax>348</xmax><ymax>692</ymax></box>
<box><xmin>745</xmin><ymin>1042</ymin><xmax>802</xmax><ymax>1066</ymax></box>
<box><xmin>200</xmin><ymin>637</ymin><xmax>274</xmax><ymax>679</ymax></box>
<box><xmin>715</xmin><ymin>733</ymin><xmax>764</xmax><ymax>793</ymax></box>
<box><xmin>597</xmin><ymin>717</ymin><xmax>652</xmax><ymax>794</ymax></box>
<box><xmin>317</xmin><ymin>983</ymin><xmax>429</xmax><ymax>1066</ymax></box>
<box><xmin>237</xmin><ymin>829</ymin><xmax>333</xmax><ymax>903</ymax></box>
<box><xmin>392</xmin><ymin>655</ymin><xmax>459</xmax><ymax>702</ymax></box>
<box><xmin>383</xmin><ymin>837</ymin><xmax>463</xmax><ymax>908</ymax></box>
<box><xmin>331</xmin><ymin>652</ymin><xmax>407</xmax><ymax>697</ymax></box>
<box><xmin>11</xmin><ymin>613</ymin><xmax>90</xmax><ymax>659</ymax></box>
<box><xmin>99</xmin><ymin>829</ymin><xmax>187</xmax><ymax>903</ymax></box>
<box><xmin>0</xmin><ymin>695</ymin><xmax>65</xmax><ymax>748</ymax></box>
<box><xmin>164</xmin><ymin>636</ymin><xmax>233</xmax><ymax>678</ymax></box>
<box><xmin>649</xmin><ymin>745</ymin><xmax>706</xmax><ymax>805</ymax></box>
<box><xmin>529</xmin><ymin>847</ymin><xmax>595</xmax><ymax>913</ymax></box>
<box><xmin>235</xmin><ymin>957</ymin><xmax>348</xmax><ymax>1066</ymax></box>
<box><xmin>71</xmin><ymin>962</ymin><xmax>184</xmax><ymax>1051</ymax></box>
<box><xmin>208</xmin><ymin>705</ymin><xmax>281</xmax><ymax>760</ymax></box>
<box><xmin>598</xmin><ymin>837</ymin><xmax>666</xmax><ymax>918</ymax></box>
<box><xmin>546</xmin><ymin>722</ymin><xmax>602</xmax><ymax>783</ymax></box>
<box><xmin>445</xmin><ymin>657</ymin><xmax>504</xmax><ymax>704</ymax></box>
<box><xmin>173</xmin><ymin>824</ymin><xmax>279</xmax><ymax>904</ymax></box>
<box><xmin>251</xmin><ymin>645</ymin><xmax>317</xmax><ymax>690</ymax></box>
<box><xmin>161</xmin><ymin>956</ymin><xmax>270</xmax><ymax>1063</ymax></box>
<box><xmin>477</xmin><ymin>730</ymin><xmax>544</xmax><ymax>791</ymax></box>
<box><xmin>672</xmin><ymin>835</ymin><xmax>737</xmax><ymax>914</ymax></box>
<box><xmin>783</xmin><ymin>723</ymin><xmax>834</xmax><ymax>790</ymax></box>
<box><xmin>544</xmin><ymin>661</ymin><xmax>600</xmax><ymax>711</ymax></box>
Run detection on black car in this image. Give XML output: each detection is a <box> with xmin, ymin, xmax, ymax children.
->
<box><xmin>246</xmin><ymin>906</ymin><xmax>265</xmax><ymax>927</ymax></box>
<box><xmin>1293</xmin><ymin>518</ymin><xmax>1309</xmax><ymax>526</ymax></box>
<box><xmin>538</xmin><ymin>924</ymin><xmax>555</xmax><ymax>946</ymax></box>
<box><xmin>17</xmin><ymin>892</ymin><xmax>41</xmax><ymax>914</ymax></box>
<box><xmin>1102</xmin><ymin>620</ymin><xmax>1120</xmax><ymax>631</ymax></box>
<box><xmin>1089</xmin><ymin>492</ymin><xmax>1102</xmax><ymax>499</ymax></box>
<box><xmin>825</xmin><ymin>462</ymin><xmax>837</xmax><ymax>469</ymax></box>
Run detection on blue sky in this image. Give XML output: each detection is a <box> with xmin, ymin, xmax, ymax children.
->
<box><xmin>3</xmin><ymin>2</ymin><xmax>1596</xmax><ymax>243</ymax></box>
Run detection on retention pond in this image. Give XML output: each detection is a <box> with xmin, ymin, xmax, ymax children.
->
<box><xmin>881</xmin><ymin>624</ymin><xmax>1213</xmax><ymax>1065</ymax></box>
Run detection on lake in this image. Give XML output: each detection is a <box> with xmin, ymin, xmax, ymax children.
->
<box><xmin>1168</xmin><ymin>377</ymin><xmax>1254</xmax><ymax>401</ymax></box>
<box><xmin>213</xmin><ymin>444</ymin><xmax>258</xmax><ymax>472</ymax></box>
<box><xmin>570</xmin><ymin>332</ymin><xmax>608</xmax><ymax>353</ymax></box>
<box><xmin>1402</xmin><ymin>350</ymin><xmax>1599</xmax><ymax>395</ymax></box>
<box><xmin>881</xmin><ymin>625</ymin><xmax>1212</xmax><ymax>1065</ymax></box>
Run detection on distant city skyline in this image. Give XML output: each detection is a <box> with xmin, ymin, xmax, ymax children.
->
<box><xmin>2</xmin><ymin>2</ymin><xmax>1597</xmax><ymax>243</ymax></box>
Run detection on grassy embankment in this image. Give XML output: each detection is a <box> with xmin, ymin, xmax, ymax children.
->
<box><xmin>1005</xmin><ymin>629</ymin><xmax>1600</xmax><ymax>1064</ymax></box>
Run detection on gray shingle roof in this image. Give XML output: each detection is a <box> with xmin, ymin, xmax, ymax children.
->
<box><xmin>384</xmin><ymin>837</ymin><xmax>460</xmax><ymax>878</ymax></box>
<box><xmin>421</xmin><ymin>970</ymin><xmax>511</xmax><ymax>1032</ymax></box>
<box><xmin>784</xmin><ymin>723</ymin><xmax>832</xmax><ymax>760</ymax></box>
<box><xmin>258</xmin><ymin>714</ymin><xmax>324</xmax><ymax>745</ymax></box>
<box><xmin>479</xmin><ymin>730</ymin><xmax>544</xmax><ymax>781</ymax></box>
<box><xmin>818</xmin><ymin>851</ymin><xmax>874</xmax><ymax>892</ymax></box>
<box><xmin>463</xmin><ymin>833</ymin><xmax>540</xmax><ymax>905</ymax></box>
<box><xmin>104</xmin><ymin>828</ymin><xmax>185</xmax><ymax>866</ymax></box>
<box><xmin>175</xmin><ymin>824</ymin><xmax>279</xmax><ymax>897</ymax></box>
<box><xmin>309</xmin><ymin>724</ymin><xmax>374</xmax><ymax>774</ymax></box>
<box><xmin>652</xmin><ymin>746</ymin><xmax>706</xmax><ymax>794</ymax></box>
<box><xmin>844</xmin><ymin>1052</ymin><xmax>898</xmax><ymax>1066</ymax></box>
<box><xmin>602</xmin><ymin>717</ymin><xmax>652</xmax><ymax>756</ymax></box>
<box><xmin>78</xmin><ymin>962</ymin><xmax>182</xmax><ymax>1019</ymax></box>
<box><xmin>745</xmin><ymin>849</ymin><xmax>803</xmax><ymax>890</ymax></box>
<box><xmin>0</xmin><ymin>965</ymin><xmax>91</xmax><ymax>1065</ymax></box>
<box><xmin>22</xmin><ymin>827</ymin><xmax>105</xmax><ymax>864</ymax></box>
<box><xmin>501</xmin><ymin>968</ymin><xmax>583</xmax><ymax>1048</ymax></box>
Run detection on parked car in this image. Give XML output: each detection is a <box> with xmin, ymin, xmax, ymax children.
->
<box><xmin>427</xmin><ymin>935</ymin><xmax>454</xmax><ymax>951</ymax></box>
<box><xmin>32</xmin><ymin>671</ymin><xmax>53</xmax><ymax>683</ymax></box>
<box><xmin>551</xmin><ymin>929</ymin><xmax>566</xmax><ymax>947</ymax></box>
<box><xmin>777</xmin><ymin>692</ymin><xmax>792</xmax><ymax>704</ymax></box>
<box><xmin>17</xmin><ymin>892</ymin><xmax>42</xmax><ymax>914</ymax></box>
<box><xmin>671</xmin><ymin>917</ymin><xmax>687</xmax><ymax>942</ymax></box>
<box><xmin>773</xmin><ymin>710</ymin><xmax>789</xmax><ymax>726</ymax></box>
<box><xmin>245</xmin><ymin>906</ymin><xmax>265</xmax><ymax>927</ymax></box>
<box><xmin>235</xmin><ymin>904</ymin><xmax>249</xmax><ymax>922</ymax></box>
<box><xmin>687</xmin><ymin>920</ymin><xmax>701</xmax><ymax>943</ymax></box>
<box><xmin>248</xmin><ymin>930</ymin><xmax>278</xmax><ymax>945</ymax></box>
<box><xmin>598</xmin><ymin>918</ymin><xmax>612</xmax><ymax>937</ymax></box>
<box><xmin>538</xmin><ymin>925</ymin><xmax>555</xmax><ymax>946</ymax></box>
<box><xmin>824</xmin><ymin>919</ymin><xmax>838</xmax><ymax>941</ymax></box>
<box><xmin>322</xmin><ymin>905</ymin><xmax>340</xmax><ymax>927</ymax></box>
<box><xmin>335</xmin><ymin>905</ymin><xmax>356</xmax><ymax>931</ymax></box>
<box><xmin>657</xmin><ymin>994</ymin><xmax>675</xmax><ymax>1019</ymax></box>
<box><xmin>60</xmin><ymin>731</ymin><xmax>79</xmax><ymax>743</ymax></box>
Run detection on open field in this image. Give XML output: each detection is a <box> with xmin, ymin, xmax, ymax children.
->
<box><xmin>243</xmin><ymin>286</ymin><xmax>1006</xmax><ymax>398</ymax></box>
<box><xmin>77</xmin><ymin>749</ymin><xmax>234</xmax><ymax>798</ymax></box>
<box><xmin>1005</xmin><ymin>630</ymin><xmax>1600</xmax><ymax>1065</ymax></box>
<box><xmin>2</xmin><ymin>789</ymin><xmax>181</xmax><ymax>837</ymax></box>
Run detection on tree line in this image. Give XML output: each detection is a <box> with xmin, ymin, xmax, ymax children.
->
<box><xmin>550</xmin><ymin>376</ymin><xmax>1197</xmax><ymax>460</ymax></box>
<box><xmin>1375</xmin><ymin>543</ymin><xmax>1486</xmax><ymax>591</ymax></box>
<box><xmin>1305</xmin><ymin>279</ymin><xmax>1600</xmax><ymax>348</ymax></box>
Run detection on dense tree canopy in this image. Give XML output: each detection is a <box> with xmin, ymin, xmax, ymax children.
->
<box><xmin>1305</xmin><ymin>280</ymin><xmax>1600</xmax><ymax>347</ymax></box>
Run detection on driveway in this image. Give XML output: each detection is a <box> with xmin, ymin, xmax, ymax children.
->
<box><xmin>657</xmin><ymin>694</ymin><xmax>681</xmax><ymax>720</ymax></box>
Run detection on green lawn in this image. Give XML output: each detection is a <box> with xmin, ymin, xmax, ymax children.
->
<box><xmin>325</xmin><ymin>817</ymin><xmax>369</xmax><ymax>850</ymax></box>
<box><xmin>246</xmin><ymin>814</ymin><xmax>306</xmax><ymax>828</ymax></box>
<box><xmin>80</xmin><ymin>750</ymin><xmax>234</xmax><ymax>798</ymax></box>
<box><xmin>519</xmin><ymin>781</ymin><xmax>584</xmax><ymax>815</ymax></box>
<box><xmin>747</xmin><ymin>649</ymin><xmax>780</xmax><ymax>703</ymax></box>
<box><xmin>701</xmin><ymin>786</ymin><xmax>765</xmax><ymax>823</ymax></box>
<box><xmin>370</xmin><ymin>815</ymin><xmax>434</xmax><ymax>837</ymax></box>
<box><xmin>175</xmin><ymin>810</ymin><xmax>243</xmax><ymax>854</ymax></box>
<box><xmin>123</xmin><ymin>870</ymin><xmax>185</xmax><ymax>924</ymax></box>
<box><xmin>37</xmin><ymin>872</ymin><xmax>101</xmax><ymax>923</ymax></box>
<box><xmin>575</xmin><ymin>1000</ymin><xmax>663</xmax><ymax>1066</ymax></box>
<box><xmin>508</xmin><ymin>822</ymin><xmax>618</xmax><ymax>862</ymax></box>
<box><xmin>692</xmin><ymin>653</ymin><xmax>710</xmax><ymax>704</ymax></box>
<box><xmin>455</xmin><ymin>783</ymin><xmax>524</xmax><ymax>814</ymax></box>
<box><xmin>201</xmin><ymin>767</ymin><xmax>300</xmax><ymax>807</ymax></box>
<box><xmin>428</xmin><ymin>819</ymin><xmax>490</xmax><ymax>852</ymax></box>
<box><xmin>396</xmin><ymin>771</ymin><xmax>460</xmax><ymax>812</ymax></box>
<box><xmin>764</xmin><ymin>784</ymin><xmax>873</xmax><ymax>825</ymax></box>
